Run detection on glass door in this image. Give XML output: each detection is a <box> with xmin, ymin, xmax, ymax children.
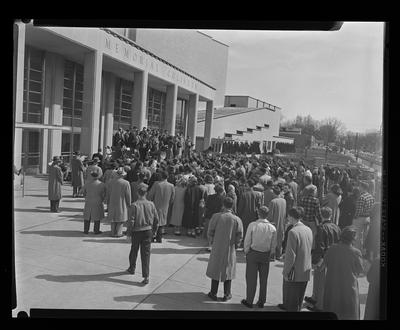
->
<box><xmin>21</xmin><ymin>129</ymin><xmax>41</xmax><ymax>175</ymax></box>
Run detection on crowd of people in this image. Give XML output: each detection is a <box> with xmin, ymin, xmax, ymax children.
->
<box><xmin>46</xmin><ymin>127</ymin><xmax>381</xmax><ymax>319</ymax></box>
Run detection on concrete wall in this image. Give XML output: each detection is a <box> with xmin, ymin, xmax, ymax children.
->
<box><xmin>224</xmin><ymin>96</ymin><xmax>249</xmax><ymax>108</ymax></box>
<box><xmin>197</xmin><ymin>107</ymin><xmax>281</xmax><ymax>142</ymax></box>
<box><xmin>133</xmin><ymin>29</ymin><xmax>229</xmax><ymax>107</ymax></box>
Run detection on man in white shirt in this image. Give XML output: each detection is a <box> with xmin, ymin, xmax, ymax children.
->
<box><xmin>241</xmin><ymin>206</ymin><xmax>277</xmax><ymax>309</ymax></box>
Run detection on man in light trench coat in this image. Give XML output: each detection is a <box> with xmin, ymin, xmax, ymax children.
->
<box><xmin>106</xmin><ymin>167</ymin><xmax>131</xmax><ymax>237</ymax></box>
<box><xmin>80</xmin><ymin>172</ymin><xmax>107</xmax><ymax>234</ymax></box>
<box><xmin>147</xmin><ymin>170</ymin><xmax>175</xmax><ymax>243</ymax></box>
<box><xmin>206</xmin><ymin>196</ymin><xmax>243</xmax><ymax>301</ymax></box>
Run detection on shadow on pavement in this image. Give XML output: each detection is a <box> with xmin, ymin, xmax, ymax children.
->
<box><xmin>19</xmin><ymin>230</ymin><xmax>89</xmax><ymax>237</ymax></box>
<box><xmin>114</xmin><ymin>291</ymin><xmax>282</xmax><ymax>311</ymax></box>
<box><xmin>35</xmin><ymin>271</ymin><xmax>146</xmax><ymax>287</ymax></box>
<box><xmin>36</xmin><ymin>206</ymin><xmax>83</xmax><ymax>212</ymax></box>
<box><xmin>14</xmin><ymin>208</ymin><xmax>52</xmax><ymax>213</ymax></box>
<box><xmin>83</xmin><ymin>238</ymin><xmax>129</xmax><ymax>244</ymax></box>
<box><xmin>150</xmin><ymin>247</ymin><xmax>205</xmax><ymax>255</ymax></box>
<box><xmin>164</xmin><ymin>237</ymin><xmax>209</xmax><ymax>249</ymax></box>
<box><xmin>197</xmin><ymin>252</ymin><xmax>247</xmax><ymax>264</ymax></box>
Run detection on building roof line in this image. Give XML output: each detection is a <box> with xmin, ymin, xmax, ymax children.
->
<box><xmin>197</xmin><ymin>107</ymin><xmax>275</xmax><ymax>123</ymax></box>
<box><xmin>196</xmin><ymin>31</ymin><xmax>230</xmax><ymax>47</ymax></box>
<box><xmin>225</xmin><ymin>95</ymin><xmax>281</xmax><ymax>110</ymax></box>
<box><xmin>101</xmin><ymin>28</ymin><xmax>216</xmax><ymax>91</ymax></box>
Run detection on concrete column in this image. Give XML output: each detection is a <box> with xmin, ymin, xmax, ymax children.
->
<box><xmin>103</xmin><ymin>72</ymin><xmax>115</xmax><ymax>149</ymax></box>
<box><xmin>132</xmin><ymin>70</ymin><xmax>148</xmax><ymax>130</ymax></box>
<box><xmin>99</xmin><ymin>73</ymin><xmax>106</xmax><ymax>151</ymax></box>
<box><xmin>48</xmin><ymin>53</ymin><xmax>64</xmax><ymax>160</ymax></box>
<box><xmin>81</xmin><ymin>50</ymin><xmax>103</xmax><ymax>157</ymax></box>
<box><xmin>13</xmin><ymin>22</ymin><xmax>25</xmax><ymax>186</ymax></box>
<box><xmin>40</xmin><ymin>129</ymin><xmax>49</xmax><ymax>173</ymax></box>
<box><xmin>164</xmin><ymin>84</ymin><xmax>177</xmax><ymax>135</ymax></box>
<box><xmin>183</xmin><ymin>99</ymin><xmax>189</xmax><ymax>138</ymax></box>
<box><xmin>187</xmin><ymin>93</ymin><xmax>198</xmax><ymax>147</ymax></box>
<box><xmin>203</xmin><ymin>100</ymin><xmax>214</xmax><ymax>150</ymax></box>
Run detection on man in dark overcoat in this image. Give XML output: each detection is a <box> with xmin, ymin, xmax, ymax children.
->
<box><xmin>48</xmin><ymin>156</ymin><xmax>63</xmax><ymax>212</ymax></box>
<box><xmin>71</xmin><ymin>151</ymin><xmax>85</xmax><ymax>197</ymax></box>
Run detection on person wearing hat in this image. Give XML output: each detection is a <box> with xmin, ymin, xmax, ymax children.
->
<box><xmin>126</xmin><ymin>183</ymin><xmax>159</xmax><ymax>285</ymax></box>
<box><xmin>106</xmin><ymin>167</ymin><xmax>132</xmax><ymax>237</ymax></box>
<box><xmin>71</xmin><ymin>151</ymin><xmax>85</xmax><ymax>198</ymax></box>
<box><xmin>321</xmin><ymin>184</ymin><xmax>343</xmax><ymax>226</ymax></box>
<box><xmin>80</xmin><ymin>172</ymin><xmax>106</xmax><ymax>234</ymax></box>
<box><xmin>206</xmin><ymin>197</ymin><xmax>243</xmax><ymax>302</ymax></box>
<box><xmin>298</xmin><ymin>185</ymin><xmax>322</xmax><ymax>245</ymax></box>
<box><xmin>268</xmin><ymin>185</ymin><xmax>287</xmax><ymax>260</ymax></box>
<box><xmin>86</xmin><ymin>157</ymin><xmax>103</xmax><ymax>184</ymax></box>
<box><xmin>48</xmin><ymin>156</ymin><xmax>63</xmax><ymax>212</ymax></box>
<box><xmin>322</xmin><ymin>226</ymin><xmax>364</xmax><ymax>319</ymax></box>
<box><xmin>241</xmin><ymin>206</ymin><xmax>277</xmax><ymax>309</ymax></box>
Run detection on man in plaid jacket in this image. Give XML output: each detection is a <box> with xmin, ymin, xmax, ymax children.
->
<box><xmin>299</xmin><ymin>185</ymin><xmax>322</xmax><ymax>244</ymax></box>
<box><xmin>353</xmin><ymin>181</ymin><xmax>375</xmax><ymax>253</ymax></box>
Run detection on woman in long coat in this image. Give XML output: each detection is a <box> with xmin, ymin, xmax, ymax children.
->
<box><xmin>48</xmin><ymin>156</ymin><xmax>63</xmax><ymax>212</ymax></box>
<box><xmin>182</xmin><ymin>176</ymin><xmax>205</xmax><ymax>237</ymax></box>
<box><xmin>71</xmin><ymin>153</ymin><xmax>85</xmax><ymax>197</ymax></box>
<box><xmin>206</xmin><ymin>199</ymin><xmax>243</xmax><ymax>300</ymax></box>
<box><xmin>169</xmin><ymin>177</ymin><xmax>187</xmax><ymax>235</ymax></box>
<box><xmin>80</xmin><ymin>172</ymin><xmax>106</xmax><ymax>234</ymax></box>
<box><xmin>106</xmin><ymin>168</ymin><xmax>131</xmax><ymax>237</ymax></box>
<box><xmin>322</xmin><ymin>226</ymin><xmax>364</xmax><ymax>320</ymax></box>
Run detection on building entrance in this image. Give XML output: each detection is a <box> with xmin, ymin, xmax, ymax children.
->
<box><xmin>21</xmin><ymin>129</ymin><xmax>41</xmax><ymax>175</ymax></box>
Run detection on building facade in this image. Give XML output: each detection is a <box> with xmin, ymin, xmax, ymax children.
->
<box><xmin>13</xmin><ymin>22</ymin><xmax>228</xmax><ymax>183</ymax></box>
<box><xmin>197</xmin><ymin>96</ymin><xmax>294</xmax><ymax>152</ymax></box>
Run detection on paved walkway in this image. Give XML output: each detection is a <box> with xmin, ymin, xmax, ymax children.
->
<box><xmin>12</xmin><ymin>176</ymin><xmax>369</xmax><ymax>318</ymax></box>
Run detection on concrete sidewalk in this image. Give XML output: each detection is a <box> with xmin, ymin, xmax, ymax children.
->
<box><xmin>12</xmin><ymin>176</ymin><xmax>369</xmax><ymax>318</ymax></box>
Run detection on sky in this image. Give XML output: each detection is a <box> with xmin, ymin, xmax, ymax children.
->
<box><xmin>200</xmin><ymin>22</ymin><xmax>384</xmax><ymax>133</ymax></box>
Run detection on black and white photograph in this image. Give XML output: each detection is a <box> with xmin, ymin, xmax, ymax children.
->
<box><xmin>12</xmin><ymin>20</ymin><xmax>386</xmax><ymax>320</ymax></box>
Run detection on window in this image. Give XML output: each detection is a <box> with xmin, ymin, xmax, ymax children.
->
<box><xmin>63</xmin><ymin>60</ymin><xmax>84</xmax><ymax>127</ymax></box>
<box><xmin>175</xmin><ymin>99</ymin><xmax>186</xmax><ymax>135</ymax></box>
<box><xmin>21</xmin><ymin>129</ymin><xmax>40</xmax><ymax>167</ymax></box>
<box><xmin>61</xmin><ymin>132</ymin><xmax>80</xmax><ymax>163</ymax></box>
<box><xmin>113</xmin><ymin>78</ymin><xmax>134</xmax><ymax>131</ymax></box>
<box><xmin>147</xmin><ymin>87</ymin><xmax>166</xmax><ymax>130</ymax></box>
<box><xmin>23</xmin><ymin>47</ymin><xmax>44</xmax><ymax>124</ymax></box>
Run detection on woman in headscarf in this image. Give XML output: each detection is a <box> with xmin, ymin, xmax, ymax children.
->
<box><xmin>322</xmin><ymin>226</ymin><xmax>364</xmax><ymax>319</ymax></box>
